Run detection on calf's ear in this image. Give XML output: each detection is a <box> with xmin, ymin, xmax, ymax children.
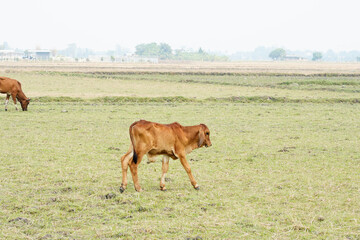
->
<box><xmin>198</xmin><ymin>129</ymin><xmax>205</xmax><ymax>147</ymax></box>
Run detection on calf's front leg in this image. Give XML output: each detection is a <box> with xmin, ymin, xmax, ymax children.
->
<box><xmin>160</xmin><ymin>156</ymin><xmax>170</xmax><ymax>191</ymax></box>
<box><xmin>5</xmin><ymin>94</ymin><xmax>10</xmax><ymax>111</ymax></box>
<box><xmin>11</xmin><ymin>93</ymin><xmax>18</xmax><ymax>111</ymax></box>
<box><xmin>179</xmin><ymin>154</ymin><xmax>199</xmax><ymax>190</ymax></box>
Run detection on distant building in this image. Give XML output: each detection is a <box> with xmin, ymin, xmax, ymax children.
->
<box><xmin>88</xmin><ymin>55</ymin><xmax>159</xmax><ymax>63</ymax></box>
<box><xmin>0</xmin><ymin>50</ymin><xmax>23</xmax><ymax>61</ymax></box>
<box><xmin>115</xmin><ymin>55</ymin><xmax>159</xmax><ymax>63</ymax></box>
<box><xmin>283</xmin><ymin>55</ymin><xmax>306</xmax><ymax>61</ymax></box>
<box><xmin>25</xmin><ymin>50</ymin><xmax>51</xmax><ymax>60</ymax></box>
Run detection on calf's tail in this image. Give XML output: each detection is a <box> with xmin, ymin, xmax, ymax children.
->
<box><xmin>129</xmin><ymin>122</ymin><xmax>138</xmax><ymax>164</ymax></box>
<box><xmin>132</xmin><ymin>150</ymin><xmax>138</xmax><ymax>164</ymax></box>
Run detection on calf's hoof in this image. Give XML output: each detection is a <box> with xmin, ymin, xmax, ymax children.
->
<box><xmin>160</xmin><ymin>186</ymin><xmax>167</xmax><ymax>191</ymax></box>
<box><xmin>119</xmin><ymin>186</ymin><xmax>125</xmax><ymax>193</ymax></box>
<box><xmin>5</xmin><ymin>109</ymin><xmax>7</xmax><ymax>111</ymax></box>
<box><xmin>194</xmin><ymin>185</ymin><xmax>200</xmax><ymax>190</ymax></box>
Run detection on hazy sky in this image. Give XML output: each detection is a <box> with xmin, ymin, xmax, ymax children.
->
<box><xmin>2</xmin><ymin>0</ymin><xmax>360</xmax><ymax>53</ymax></box>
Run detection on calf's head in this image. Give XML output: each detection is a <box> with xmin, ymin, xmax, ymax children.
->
<box><xmin>198</xmin><ymin>124</ymin><xmax>212</xmax><ymax>148</ymax></box>
<box><xmin>20</xmin><ymin>98</ymin><xmax>30</xmax><ymax>111</ymax></box>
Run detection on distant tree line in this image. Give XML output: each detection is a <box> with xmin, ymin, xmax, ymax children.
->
<box><xmin>268</xmin><ymin>48</ymin><xmax>323</xmax><ymax>61</ymax></box>
<box><xmin>135</xmin><ymin>42</ymin><xmax>229</xmax><ymax>61</ymax></box>
<box><xmin>2</xmin><ymin>40</ymin><xmax>360</xmax><ymax>62</ymax></box>
<box><xmin>232</xmin><ymin>46</ymin><xmax>360</xmax><ymax>62</ymax></box>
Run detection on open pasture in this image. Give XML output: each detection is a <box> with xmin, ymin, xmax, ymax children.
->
<box><xmin>1</xmin><ymin>62</ymin><xmax>360</xmax><ymax>239</ymax></box>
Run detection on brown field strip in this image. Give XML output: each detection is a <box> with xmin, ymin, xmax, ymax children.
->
<box><xmin>1</xmin><ymin>61</ymin><xmax>360</xmax><ymax>75</ymax></box>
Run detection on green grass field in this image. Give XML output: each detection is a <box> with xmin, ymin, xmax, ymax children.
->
<box><xmin>1</xmin><ymin>63</ymin><xmax>360</xmax><ymax>239</ymax></box>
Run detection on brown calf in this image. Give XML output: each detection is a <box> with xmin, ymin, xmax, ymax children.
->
<box><xmin>0</xmin><ymin>77</ymin><xmax>30</xmax><ymax>111</ymax></box>
<box><xmin>120</xmin><ymin>120</ymin><xmax>212</xmax><ymax>192</ymax></box>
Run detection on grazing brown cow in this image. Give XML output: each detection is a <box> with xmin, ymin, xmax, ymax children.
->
<box><xmin>120</xmin><ymin>120</ymin><xmax>212</xmax><ymax>193</ymax></box>
<box><xmin>0</xmin><ymin>77</ymin><xmax>30</xmax><ymax>111</ymax></box>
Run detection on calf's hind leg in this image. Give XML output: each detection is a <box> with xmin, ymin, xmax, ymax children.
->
<box><xmin>129</xmin><ymin>152</ymin><xmax>145</xmax><ymax>192</ymax></box>
<box><xmin>120</xmin><ymin>147</ymin><xmax>133</xmax><ymax>193</ymax></box>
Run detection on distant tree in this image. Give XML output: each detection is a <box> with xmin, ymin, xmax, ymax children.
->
<box><xmin>312</xmin><ymin>52</ymin><xmax>323</xmax><ymax>61</ymax></box>
<box><xmin>269</xmin><ymin>48</ymin><xmax>286</xmax><ymax>60</ymax></box>
<box><xmin>357</xmin><ymin>57</ymin><xmax>360</xmax><ymax>62</ymax></box>
<box><xmin>111</xmin><ymin>56</ymin><xmax>115</xmax><ymax>62</ymax></box>
<box><xmin>135</xmin><ymin>44</ymin><xmax>146</xmax><ymax>56</ymax></box>
<box><xmin>159</xmin><ymin>43</ymin><xmax>172</xmax><ymax>59</ymax></box>
<box><xmin>174</xmin><ymin>48</ymin><xmax>228</xmax><ymax>61</ymax></box>
<box><xmin>135</xmin><ymin>42</ymin><xmax>174</xmax><ymax>59</ymax></box>
<box><xmin>198</xmin><ymin>48</ymin><xmax>204</xmax><ymax>54</ymax></box>
<box><xmin>135</xmin><ymin>42</ymin><xmax>160</xmax><ymax>56</ymax></box>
